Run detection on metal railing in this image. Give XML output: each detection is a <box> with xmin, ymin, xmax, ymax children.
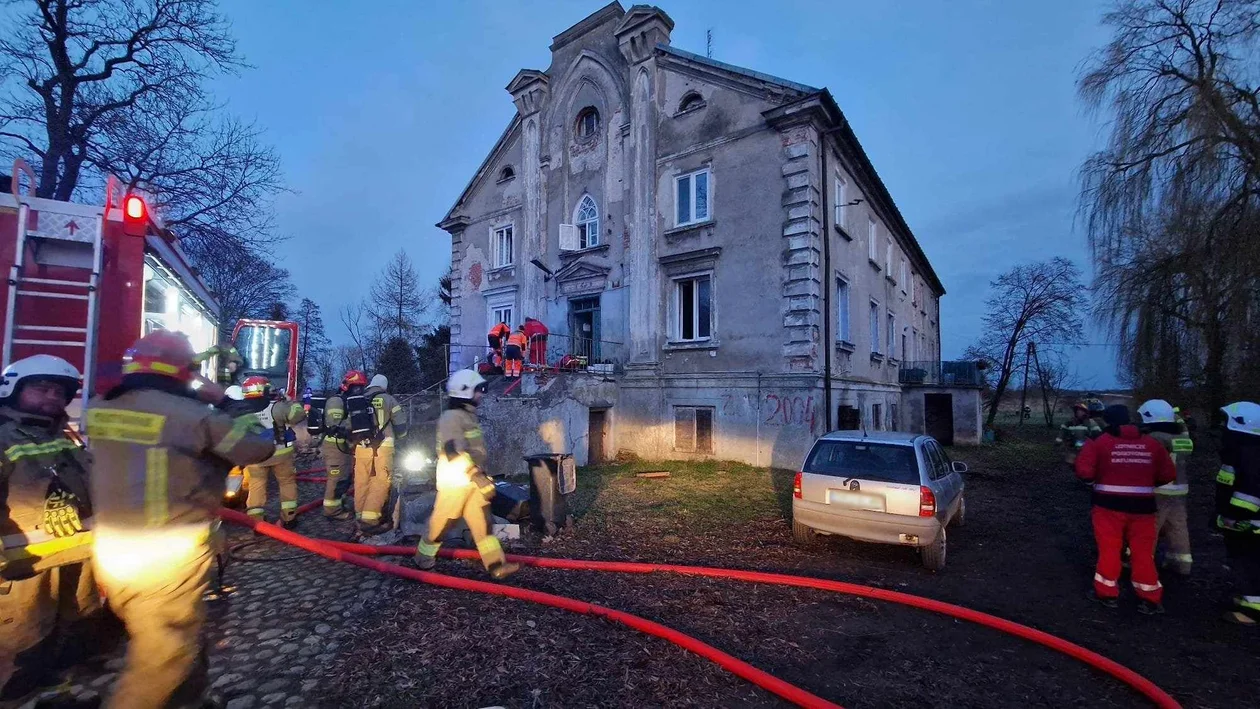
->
<box><xmin>898</xmin><ymin>360</ymin><xmax>984</xmax><ymax>387</ymax></box>
<box><xmin>444</xmin><ymin>334</ymin><xmax>626</xmax><ymax>376</ymax></box>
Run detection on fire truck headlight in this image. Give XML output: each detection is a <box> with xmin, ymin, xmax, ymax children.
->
<box><xmin>402</xmin><ymin>450</ymin><xmax>432</xmax><ymax>473</ymax></box>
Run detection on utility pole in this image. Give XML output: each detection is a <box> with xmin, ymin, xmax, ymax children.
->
<box><xmin>1031</xmin><ymin>342</ymin><xmax>1053</xmax><ymax>427</ymax></box>
<box><xmin>707</xmin><ymin>29</ymin><xmax>713</xmax><ymax>58</ymax></box>
<box><xmin>1017</xmin><ymin>341</ymin><xmax>1033</xmax><ymax>427</ymax></box>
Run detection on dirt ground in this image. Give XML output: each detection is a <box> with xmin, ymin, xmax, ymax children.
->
<box><xmin>314</xmin><ymin>428</ymin><xmax>1259</xmax><ymax>709</ymax></box>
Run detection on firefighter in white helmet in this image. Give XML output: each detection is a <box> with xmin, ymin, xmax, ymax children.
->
<box><xmin>0</xmin><ymin>355</ymin><xmax>100</xmax><ymax>703</ymax></box>
<box><xmin>353</xmin><ymin>373</ymin><xmax>408</xmax><ymax>536</ymax></box>
<box><xmin>241</xmin><ymin>376</ymin><xmax>307</xmax><ymax>528</ymax></box>
<box><xmin>414</xmin><ymin>370</ymin><xmax>519</xmax><ymax>580</ymax></box>
<box><xmin>1217</xmin><ymin>401</ymin><xmax>1260</xmax><ymax>625</ymax></box>
<box><xmin>1138</xmin><ymin>399</ymin><xmax>1194</xmax><ymax>576</ymax></box>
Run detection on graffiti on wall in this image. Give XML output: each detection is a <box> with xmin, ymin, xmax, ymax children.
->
<box><xmin>719</xmin><ymin>392</ymin><xmax>821</xmax><ymax>435</ymax></box>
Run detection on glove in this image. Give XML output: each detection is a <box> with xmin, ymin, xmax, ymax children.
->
<box><xmin>43</xmin><ymin>486</ymin><xmax>85</xmax><ymax>538</ymax></box>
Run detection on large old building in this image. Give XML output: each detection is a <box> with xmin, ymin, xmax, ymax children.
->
<box><xmin>440</xmin><ymin>3</ymin><xmax>972</xmax><ymax>469</ymax></box>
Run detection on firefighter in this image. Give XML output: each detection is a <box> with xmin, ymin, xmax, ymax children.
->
<box><xmin>319</xmin><ymin>371</ymin><xmax>367</xmax><ymax>520</ymax></box>
<box><xmin>352</xmin><ymin>374</ymin><xmax>408</xmax><ymax>535</ymax></box>
<box><xmin>193</xmin><ymin>341</ymin><xmax>244</xmax><ymax>387</ymax></box>
<box><xmin>0</xmin><ymin>356</ymin><xmax>99</xmax><ymax>703</ymax></box>
<box><xmin>241</xmin><ymin>376</ymin><xmax>307</xmax><ymax>529</ymax></box>
<box><xmin>413</xmin><ymin>370</ymin><xmax>519</xmax><ymax>580</ymax></box>
<box><xmin>1138</xmin><ymin>399</ymin><xmax>1194</xmax><ymax>577</ymax></box>
<box><xmin>1076</xmin><ymin>405</ymin><xmax>1176</xmax><ymax>614</ymax></box>
<box><xmin>1216</xmin><ymin>401</ymin><xmax>1260</xmax><ymax>626</ymax></box>
<box><xmin>504</xmin><ymin>325</ymin><xmax>528</xmax><ymax>379</ymax></box>
<box><xmin>87</xmin><ymin>330</ymin><xmax>274</xmax><ymax>709</ymax></box>
<box><xmin>1055</xmin><ymin>402</ymin><xmax>1101</xmax><ymax>467</ymax></box>
<box><xmin>487</xmin><ymin>321</ymin><xmax>510</xmax><ymax>359</ymax></box>
<box><xmin>1086</xmin><ymin>397</ymin><xmax>1107</xmax><ymax>432</ymax></box>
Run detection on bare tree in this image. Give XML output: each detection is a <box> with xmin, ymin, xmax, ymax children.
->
<box><xmin>1032</xmin><ymin>349</ymin><xmax>1076</xmax><ymax>427</ymax></box>
<box><xmin>293</xmin><ymin>298</ymin><xmax>329</xmax><ymax>392</ymax></box>
<box><xmin>195</xmin><ymin>252</ymin><xmax>291</xmax><ymax>340</ymax></box>
<box><xmin>369</xmin><ymin>249</ymin><xmax>427</xmax><ymax>341</ymax></box>
<box><xmin>966</xmin><ymin>258</ymin><xmax>1085</xmax><ymax>426</ymax></box>
<box><xmin>332</xmin><ymin>344</ymin><xmax>364</xmax><ymax>381</ymax></box>
<box><xmin>1079</xmin><ymin>0</ymin><xmax>1260</xmax><ymax>409</ymax></box>
<box><xmin>338</xmin><ymin>301</ymin><xmax>379</xmax><ymax>373</ymax></box>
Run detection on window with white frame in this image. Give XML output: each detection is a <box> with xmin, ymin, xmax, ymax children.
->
<box><xmin>900</xmin><ymin>259</ymin><xmax>908</xmax><ymax>291</ymax></box>
<box><xmin>491</xmin><ymin>224</ymin><xmax>514</xmax><ymax>268</ymax></box>
<box><xmin>487</xmin><ymin>298</ymin><xmax>515</xmax><ymax>334</ymax></box>
<box><xmin>836</xmin><ymin>275</ymin><xmax>851</xmax><ymax>343</ymax></box>
<box><xmin>676</xmin><ymin>168</ymin><xmax>711</xmax><ymax>226</ymax></box>
<box><xmin>673</xmin><ymin>273</ymin><xmax>713</xmax><ymax>342</ymax></box>
<box><xmin>574</xmin><ymin>195</ymin><xmax>599</xmax><ymax>249</ymax></box>
<box><xmin>868</xmin><ymin>218</ymin><xmax>879</xmax><ymax>262</ymax></box>
<box><xmin>869</xmin><ymin>300</ymin><xmax>880</xmax><ymax>354</ymax></box>
<box><xmin>834</xmin><ymin>176</ymin><xmax>847</xmax><ymax>228</ymax></box>
<box><xmin>887</xmin><ymin>313</ymin><xmax>896</xmax><ymax>358</ymax></box>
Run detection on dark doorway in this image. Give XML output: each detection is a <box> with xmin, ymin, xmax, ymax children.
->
<box><xmin>569</xmin><ymin>296</ymin><xmax>601</xmax><ymax>362</ymax></box>
<box><xmin>837</xmin><ymin>405</ymin><xmax>861</xmax><ymax>431</ymax></box>
<box><xmin>588</xmin><ymin>409</ymin><xmax>608</xmax><ymax>464</ymax></box>
<box><xmin>925</xmin><ymin>393</ymin><xmax>955</xmax><ymax>445</ymax></box>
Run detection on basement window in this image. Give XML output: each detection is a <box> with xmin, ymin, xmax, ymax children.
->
<box><xmin>674</xmin><ymin>406</ymin><xmax>714</xmax><ymax>453</ymax></box>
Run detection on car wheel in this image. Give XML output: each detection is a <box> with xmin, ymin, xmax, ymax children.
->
<box><xmin>955</xmin><ymin>495</ymin><xmax>967</xmax><ymax>528</ymax></box>
<box><xmin>792</xmin><ymin>519</ymin><xmax>815</xmax><ymax>545</ymax></box>
<box><xmin>921</xmin><ymin>527</ymin><xmax>947</xmax><ymax>571</ymax></box>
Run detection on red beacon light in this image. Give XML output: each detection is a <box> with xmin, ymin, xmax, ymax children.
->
<box><xmin>122</xmin><ymin>194</ymin><xmax>148</xmax><ymax>235</ymax></box>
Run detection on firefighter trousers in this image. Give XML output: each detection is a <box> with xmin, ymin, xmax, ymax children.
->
<box><xmin>97</xmin><ymin>544</ymin><xmax>212</xmax><ymax>709</ymax></box>
<box><xmin>0</xmin><ymin>563</ymin><xmax>100</xmax><ymax>702</ymax></box>
<box><xmin>1155</xmin><ymin>495</ymin><xmax>1193</xmax><ymax>575</ymax></box>
<box><xmin>1092</xmin><ymin>506</ymin><xmax>1163</xmax><ymax>604</ymax></box>
<box><xmin>416</xmin><ymin>484</ymin><xmax>505</xmax><ymax>570</ymax></box>
<box><xmin>321</xmin><ymin>440</ymin><xmax>354</xmax><ymax>516</ymax></box>
<box><xmin>353</xmin><ymin>442</ymin><xmax>394</xmax><ymax>525</ymax></box>
<box><xmin>1224</xmin><ymin>531</ymin><xmax>1260</xmax><ymax>621</ymax></box>
<box><xmin>246</xmin><ymin>450</ymin><xmax>299</xmax><ymax>523</ymax></box>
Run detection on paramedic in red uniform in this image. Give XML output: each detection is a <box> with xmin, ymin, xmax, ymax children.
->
<box><xmin>1076</xmin><ymin>405</ymin><xmax>1176</xmax><ymax>614</ymax></box>
<box><xmin>523</xmin><ymin>317</ymin><xmax>548</xmax><ymax>367</ymax></box>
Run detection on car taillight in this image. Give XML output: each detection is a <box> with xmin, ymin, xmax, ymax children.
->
<box><xmin>793</xmin><ymin>471</ymin><xmax>803</xmax><ymax>499</ymax></box>
<box><xmin>919</xmin><ymin>486</ymin><xmax>936</xmax><ymax>517</ymax></box>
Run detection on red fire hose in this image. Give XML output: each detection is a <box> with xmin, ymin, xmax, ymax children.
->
<box><xmin>315</xmin><ymin>540</ymin><xmax>1181</xmax><ymax>709</ymax></box>
<box><xmin>219</xmin><ymin>509</ymin><xmax>839</xmax><ymax>709</ymax></box>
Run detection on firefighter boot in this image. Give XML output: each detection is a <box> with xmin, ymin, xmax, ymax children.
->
<box><xmin>489</xmin><ymin>561</ymin><xmax>520</xmax><ymax>580</ymax></box>
<box><xmin>413</xmin><ymin>539</ymin><xmax>439</xmax><ymax>570</ymax></box>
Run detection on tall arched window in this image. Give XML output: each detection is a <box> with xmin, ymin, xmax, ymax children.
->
<box><xmin>575</xmin><ymin>195</ymin><xmax>599</xmax><ymax>248</ymax></box>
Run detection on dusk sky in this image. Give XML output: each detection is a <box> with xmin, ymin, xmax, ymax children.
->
<box><xmin>213</xmin><ymin>0</ymin><xmax>1119</xmax><ymax>387</ymax></box>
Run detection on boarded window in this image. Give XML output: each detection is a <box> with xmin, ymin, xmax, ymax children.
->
<box><xmin>675</xmin><ymin>406</ymin><xmax>714</xmax><ymax>453</ymax></box>
<box><xmin>837</xmin><ymin>405</ymin><xmax>861</xmax><ymax>430</ymax></box>
<box><xmin>872</xmin><ymin>403</ymin><xmax>883</xmax><ymax>431</ymax></box>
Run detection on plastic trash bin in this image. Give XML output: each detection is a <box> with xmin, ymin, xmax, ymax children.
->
<box><xmin>524</xmin><ymin>453</ymin><xmax>576</xmax><ymax>534</ymax></box>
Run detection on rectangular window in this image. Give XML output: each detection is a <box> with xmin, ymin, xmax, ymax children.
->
<box><xmin>674</xmin><ymin>406</ymin><xmax>714</xmax><ymax>453</ymax></box>
<box><xmin>868</xmin><ymin>218</ymin><xmax>878</xmax><ymax>262</ymax></box>
<box><xmin>869</xmin><ymin>300</ymin><xmax>880</xmax><ymax>354</ymax></box>
<box><xmin>836</xmin><ymin>276</ymin><xmax>851</xmax><ymax>343</ymax></box>
<box><xmin>488</xmin><ymin>299</ymin><xmax>514</xmax><ymax>335</ymax></box>
<box><xmin>911</xmin><ymin>328</ymin><xmax>919</xmax><ymax>360</ymax></box>
<box><xmin>900</xmin><ymin>259</ymin><xmax>908</xmax><ymax>291</ymax></box>
<box><xmin>676</xmin><ymin>169</ymin><xmax>711</xmax><ymax>226</ymax></box>
<box><xmin>885</xmin><ymin>240</ymin><xmax>893</xmax><ymax>275</ymax></box>
<box><xmin>901</xmin><ymin>333</ymin><xmax>908</xmax><ymax>362</ymax></box>
<box><xmin>887</xmin><ymin>313</ymin><xmax>896</xmax><ymax>358</ymax></box>
<box><xmin>674</xmin><ymin>274</ymin><xmax>713</xmax><ymax>342</ymax></box>
<box><xmin>890</xmin><ymin>404</ymin><xmax>899</xmax><ymax>432</ymax></box>
<box><xmin>492</xmin><ymin>224</ymin><xmax>514</xmax><ymax>267</ymax></box>
<box><xmin>834</xmin><ymin>176</ymin><xmax>847</xmax><ymax>228</ymax></box>
<box><xmin>872</xmin><ymin>403</ymin><xmax>883</xmax><ymax>431</ymax></box>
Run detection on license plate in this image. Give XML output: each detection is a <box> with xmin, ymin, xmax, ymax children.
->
<box><xmin>827</xmin><ymin>490</ymin><xmax>883</xmax><ymax>511</ymax></box>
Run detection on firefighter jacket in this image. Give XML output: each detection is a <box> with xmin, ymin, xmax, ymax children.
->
<box><xmin>194</xmin><ymin>344</ymin><xmax>243</xmax><ymax>386</ymax></box>
<box><xmin>488</xmin><ymin>323</ymin><xmax>510</xmax><ymax>341</ymax></box>
<box><xmin>364</xmin><ymin>384</ymin><xmax>407</xmax><ymax>446</ymax></box>
<box><xmin>257</xmin><ymin>399</ymin><xmax>306</xmax><ymax>463</ymax></box>
<box><xmin>1217</xmin><ymin>430</ymin><xmax>1260</xmax><ymax>532</ymax></box>
<box><xmin>323</xmin><ymin>393</ymin><xmax>348</xmax><ymax>442</ymax></box>
<box><xmin>1148</xmin><ymin>429</ymin><xmax>1193</xmax><ymax>496</ymax></box>
<box><xmin>0</xmin><ymin>407</ymin><xmax>93</xmax><ymax>580</ymax></box>
<box><xmin>506</xmin><ymin>331</ymin><xmax>529</xmax><ymax>350</ymax></box>
<box><xmin>1076</xmin><ymin>425</ymin><xmax>1176</xmax><ymax>514</ymax></box>
<box><xmin>85</xmin><ymin>380</ymin><xmax>275</xmax><ymax>533</ymax></box>
<box><xmin>435</xmin><ymin>403</ymin><xmax>486</xmax><ymax>490</ymax></box>
<box><xmin>1058</xmin><ymin>417</ymin><xmax>1101</xmax><ymax>453</ymax></box>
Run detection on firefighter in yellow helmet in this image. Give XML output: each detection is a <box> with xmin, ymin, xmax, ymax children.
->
<box><xmin>0</xmin><ymin>355</ymin><xmax>100</xmax><ymax>704</ymax></box>
<box><xmin>87</xmin><ymin>330</ymin><xmax>274</xmax><ymax>709</ymax></box>
<box><xmin>414</xmin><ymin>370</ymin><xmax>519</xmax><ymax>580</ymax></box>
<box><xmin>352</xmin><ymin>373</ymin><xmax>408</xmax><ymax>536</ymax></box>
<box><xmin>240</xmin><ymin>375</ymin><xmax>307</xmax><ymax>528</ymax></box>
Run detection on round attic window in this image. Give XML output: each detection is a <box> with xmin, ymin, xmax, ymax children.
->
<box><xmin>576</xmin><ymin>106</ymin><xmax>600</xmax><ymax>139</ymax></box>
<box><xmin>498</xmin><ymin>165</ymin><xmax>515</xmax><ymax>181</ymax></box>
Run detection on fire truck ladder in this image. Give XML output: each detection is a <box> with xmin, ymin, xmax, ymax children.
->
<box><xmin>2</xmin><ymin>195</ymin><xmax>105</xmax><ymax>412</ymax></box>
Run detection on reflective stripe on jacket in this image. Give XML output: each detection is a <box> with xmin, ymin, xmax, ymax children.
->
<box><xmin>435</xmin><ymin>404</ymin><xmax>485</xmax><ymax>489</ymax></box>
<box><xmin>1218</xmin><ymin>429</ymin><xmax>1260</xmax><ymax>532</ymax></box>
<box><xmin>1076</xmin><ymin>425</ymin><xmax>1175</xmax><ymax>514</ymax></box>
<box><xmin>1149</xmin><ymin>430</ymin><xmax>1192</xmax><ymax>496</ymax></box>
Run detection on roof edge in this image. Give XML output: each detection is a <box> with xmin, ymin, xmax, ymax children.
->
<box><xmin>656</xmin><ymin>44</ymin><xmax>819</xmax><ymax>95</ymax></box>
<box><xmin>438</xmin><ymin>114</ymin><xmax>522</xmax><ymax>229</ymax></box>
<box><xmin>550</xmin><ymin>1</ymin><xmax>625</xmax><ymax>53</ymax></box>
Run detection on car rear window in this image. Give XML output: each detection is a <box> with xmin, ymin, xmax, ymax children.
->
<box><xmin>803</xmin><ymin>441</ymin><xmax>921</xmax><ymax>484</ymax></box>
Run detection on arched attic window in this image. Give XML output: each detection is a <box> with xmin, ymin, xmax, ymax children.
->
<box><xmin>498</xmin><ymin>165</ymin><xmax>515</xmax><ymax>182</ymax></box>
<box><xmin>576</xmin><ymin>106</ymin><xmax>600</xmax><ymax>139</ymax></box>
<box><xmin>678</xmin><ymin>92</ymin><xmax>706</xmax><ymax>114</ymax></box>
<box><xmin>574</xmin><ymin>195</ymin><xmax>599</xmax><ymax>249</ymax></box>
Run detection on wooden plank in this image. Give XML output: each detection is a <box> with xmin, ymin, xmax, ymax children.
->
<box><xmin>635</xmin><ymin>471</ymin><xmax>671</xmax><ymax>479</ymax></box>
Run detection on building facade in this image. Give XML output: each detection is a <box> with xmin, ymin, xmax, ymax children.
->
<box><xmin>440</xmin><ymin>3</ymin><xmax>950</xmax><ymax>468</ymax></box>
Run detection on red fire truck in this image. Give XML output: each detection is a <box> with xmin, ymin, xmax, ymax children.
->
<box><xmin>1</xmin><ymin>159</ymin><xmax>302</xmax><ymax>412</ymax></box>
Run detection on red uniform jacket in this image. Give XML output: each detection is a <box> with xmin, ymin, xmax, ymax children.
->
<box><xmin>1075</xmin><ymin>425</ymin><xmax>1176</xmax><ymax>514</ymax></box>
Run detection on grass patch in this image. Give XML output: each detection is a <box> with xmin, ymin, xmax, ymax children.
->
<box><xmin>573</xmin><ymin>460</ymin><xmax>794</xmax><ymax>528</ymax></box>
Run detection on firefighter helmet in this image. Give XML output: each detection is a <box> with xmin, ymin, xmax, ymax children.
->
<box><xmin>0</xmin><ymin>355</ymin><xmax>83</xmax><ymax>405</ymax></box>
<box><xmin>369</xmin><ymin>374</ymin><xmax>388</xmax><ymax>391</ymax></box>
<box><xmin>340</xmin><ymin>370</ymin><xmax>368</xmax><ymax>392</ymax></box>
<box><xmin>1221</xmin><ymin>402</ymin><xmax>1260</xmax><ymax>436</ymax></box>
<box><xmin>1073</xmin><ymin>401</ymin><xmax>1088</xmax><ymax>413</ymax></box>
<box><xmin>1087</xmin><ymin>398</ymin><xmax>1105</xmax><ymax>414</ymax></box>
<box><xmin>1138</xmin><ymin>399</ymin><xmax>1176</xmax><ymax>424</ymax></box>
<box><xmin>225</xmin><ymin>385</ymin><xmax>245</xmax><ymax>401</ymax></box>
<box><xmin>447</xmin><ymin>369</ymin><xmax>487</xmax><ymax>400</ymax></box>
<box><xmin>241</xmin><ymin>375</ymin><xmax>271</xmax><ymax>399</ymax></box>
<box><xmin>123</xmin><ymin>330</ymin><xmax>198</xmax><ymax>381</ymax></box>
